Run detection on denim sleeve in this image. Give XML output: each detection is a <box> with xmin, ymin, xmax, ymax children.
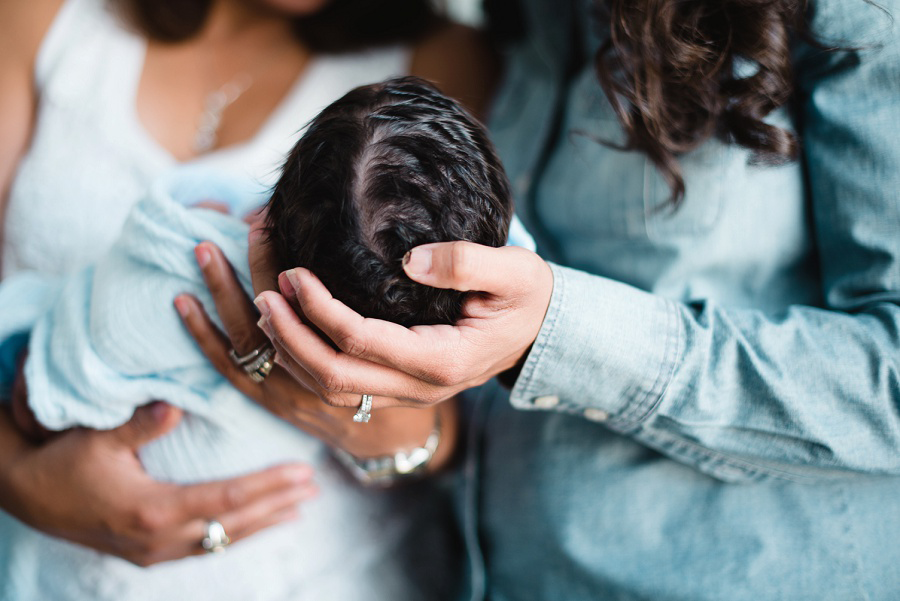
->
<box><xmin>509</xmin><ymin>2</ymin><xmax>900</xmax><ymax>483</ymax></box>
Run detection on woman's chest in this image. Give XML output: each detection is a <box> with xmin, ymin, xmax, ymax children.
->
<box><xmin>2</xmin><ymin>105</ymin><xmax>165</xmax><ymax>276</ymax></box>
<box><xmin>500</xmin><ymin>65</ymin><xmax>815</xmax><ymax>308</ymax></box>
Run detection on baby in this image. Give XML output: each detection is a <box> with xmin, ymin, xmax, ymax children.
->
<box><xmin>0</xmin><ymin>77</ymin><xmax>525</xmax><ymax>600</ymax></box>
<box><xmin>265</xmin><ymin>76</ymin><xmax>513</xmax><ymax>326</ymax></box>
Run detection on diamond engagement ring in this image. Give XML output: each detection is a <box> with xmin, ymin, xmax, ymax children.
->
<box><xmin>229</xmin><ymin>342</ymin><xmax>276</xmax><ymax>383</ymax></box>
<box><xmin>353</xmin><ymin>394</ymin><xmax>373</xmax><ymax>423</ymax></box>
<box><xmin>201</xmin><ymin>520</ymin><xmax>231</xmax><ymax>553</ymax></box>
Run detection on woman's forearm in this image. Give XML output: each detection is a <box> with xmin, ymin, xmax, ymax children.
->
<box><xmin>328</xmin><ymin>399</ymin><xmax>458</xmax><ymax>472</ymax></box>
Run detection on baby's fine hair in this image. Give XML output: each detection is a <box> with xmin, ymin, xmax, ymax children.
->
<box><xmin>265</xmin><ymin>76</ymin><xmax>513</xmax><ymax>327</ymax></box>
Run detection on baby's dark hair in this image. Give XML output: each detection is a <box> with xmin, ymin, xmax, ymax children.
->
<box><xmin>265</xmin><ymin>76</ymin><xmax>513</xmax><ymax>327</ymax></box>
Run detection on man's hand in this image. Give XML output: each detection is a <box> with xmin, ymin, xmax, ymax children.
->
<box><xmin>253</xmin><ymin>237</ymin><xmax>554</xmax><ymax>410</ymax></box>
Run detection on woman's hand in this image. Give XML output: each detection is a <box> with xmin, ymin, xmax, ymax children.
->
<box><xmin>8</xmin><ymin>351</ymin><xmax>50</xmax><ymax>442</ymax></box>
<box><xmin>251</xmin><ymin>232</ymin><xmax>554</xmax><ymax>409</ymax></box>
<box><xmin>0</xmin><ymin>402</ymin><xmax>316</xmax><ymax>567</ymax></box>
<box><xmin>178</xmin><ymin>240</ymin><xmax>454</xmax><ymax>462</ymax></box>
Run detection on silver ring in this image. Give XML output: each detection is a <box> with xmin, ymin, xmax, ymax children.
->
<box><xmin>230</xmin><ymin>342</ymin><xmax>276</xmax><ymax>383</ymax></box>
<box><xmin>201</xmin><ymin>519</ymin><xmax>230</xmax><ymax>553</ymax></box>
<box><xmin>353</xmin><ymin>394</ymin><xmax>373</xmax><ymax>423</ymax></box>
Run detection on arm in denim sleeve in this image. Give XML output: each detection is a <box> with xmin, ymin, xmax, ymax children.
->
<box><xmin>509</xmin><ymin>2</ymin><xmax>900</xmax><ymax>483</ymax></box>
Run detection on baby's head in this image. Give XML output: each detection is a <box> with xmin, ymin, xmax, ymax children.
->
<box><xmin>265</xmin><ymin>76</ymin><xmax>513</xmax><ymax>327</ymax></box>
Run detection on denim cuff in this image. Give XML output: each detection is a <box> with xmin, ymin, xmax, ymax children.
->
<box><xmin>509</xmin><ymin>263</ymin><xmax>681</xmax><ymax>429</ymax></box>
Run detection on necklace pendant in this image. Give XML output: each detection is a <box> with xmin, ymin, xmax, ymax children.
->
<box><xmin>194</xmin><ymin>105</ymin><xmax>223</xmax><ymax>154</ymax></box>
<box><xmin>193</xmin><ymin>74</ymin><xmax>253</xmax><ymax>155</ymax></box>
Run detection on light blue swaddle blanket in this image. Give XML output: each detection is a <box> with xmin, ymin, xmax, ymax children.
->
<box><xmin>26</xmin><ymin>170</ymin><xmax>266</xmax><ymax>439</ymax></box>
<box><xmin>0</xmin><ymin>166</ymin><xmax>264</xmax><ymax>406</ymax></box>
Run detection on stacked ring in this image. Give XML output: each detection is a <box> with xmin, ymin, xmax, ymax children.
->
<box><xmin>353</xmin><ymin>394</ymin><xmax>373</xmax><ymax>423</ymax></box>
<box><xmin>229</xmin><ymin>342</ymin><xmax>276</xmax><ymax>383</ymax></box>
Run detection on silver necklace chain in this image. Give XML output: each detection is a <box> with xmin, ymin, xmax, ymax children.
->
<box><xmin>193</xmin><ymin>73</ymin><xmax>254</xmax><ymax>154</ymax></box>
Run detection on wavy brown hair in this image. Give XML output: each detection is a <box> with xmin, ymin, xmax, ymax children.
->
<box><xmin>594</xmin><ymin>0</ymin><xmax>808</xmax><ymax>205</ymax></box>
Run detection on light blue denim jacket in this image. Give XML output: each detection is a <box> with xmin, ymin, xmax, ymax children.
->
<box><xmin>462</xmin><ymin>0</ymin><xmax>900</xmax><ymax>599</ymax></box>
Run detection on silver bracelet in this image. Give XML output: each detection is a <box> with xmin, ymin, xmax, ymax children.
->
<box><xmin>332</xmin><ymin>414</ymin><xmax>442</xmax><ymax>486</ymax></box>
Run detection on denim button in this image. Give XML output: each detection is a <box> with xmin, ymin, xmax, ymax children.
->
<box><xmin>583</xmin><ymin>408</ymin><xmax>609</xmax><ymax>422</ymax></box>
<box><xmin>532</xmin><ymin>395</ymin><xmax>560</xmax><ymax>409</ymax></box>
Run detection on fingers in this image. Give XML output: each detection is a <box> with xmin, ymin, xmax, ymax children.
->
<box><xmin>10</xmin><ymin>373</ymin><xmax>51</xmax><ymax>443</ymax></box>
<box><xmin>274</xmin><ymin>268</ymin><xmax>456</xmax><ymax>373</ymax></box>
<box><xmin>174</xmin><ymin>464</ymin><xmax>314</xmax><ymax>523</ymax></box>
<box><xmin>192</xmin><ymin>200</ymin><xmax>232</xmax><ymax>215</ymax></box>
<box><xmin>403</xmin><ymin>241</ymin><xmax>542</xmax><ymax>296</ymax></box>
<box><xmin>194</xmin><ymin>242</ymin><xmax>267</xmax><ymax>355</ymax></box>
<box><xmin>134</xmin><ymin>466</ymin><xmax>316</xmax><ymax>565</ymax></box>
<box><xmin>248</xmin><ymin>221</ymin><xmax>280</xmax><ymax>296</ymax></box>
<box><xmin>175</xmin><ymin>294</ymin><xmax>263</xmax><ymax>399</ymax></box>
<box><xmin>215</xmin><ymin>478</ymin><xmax>317</xmax><ymax>541</ymax></box>
<box><xmin>176</xmin><ymin>479</ymin><xmax>316</xmax><ymax>557</ymax></box>
<box><xmin>109</xmin><ymin>402</ymin><xmax>184</xmax><ymax>449</ymax></box>
<box><xmin>256</xmin><ymin>290</ymin><xmax>448</xmax><ymax>406</ymax></box>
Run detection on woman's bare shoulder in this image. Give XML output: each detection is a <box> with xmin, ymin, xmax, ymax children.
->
<box><xmin>0</xmin><ymin>0</ymin><xmax>66</xmax><ymax>66</ymax></box>
<box><xmin>410</xmin><ymin>20</ymin><xmax>501</xmax><ymax>118</ymax></box>
<box><xmin>0</xmin><ymin>0</ymin><xmax>65</xmax><ymax>228</ymax></box>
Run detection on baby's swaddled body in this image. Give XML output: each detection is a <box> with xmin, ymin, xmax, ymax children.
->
<box><xmin>0</xmin><ymin>172</ymin><xmax>456</xmax><ymax>601</ymax></box>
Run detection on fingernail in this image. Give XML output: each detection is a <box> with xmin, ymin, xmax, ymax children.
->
<box><xmin>174</xmin><ymin>295</ymin><xmax>190</xmax><ymax>318</ymax></box>
<box><xmin>257</xmin><ymin>315</ymin><xmax>272</xmax><ymax>336</ymax></box>
<box><xmin>286</xmin><ymin>465</ymin><xmax>313</xmax><ymax>483</ymax></box>
<box><xmin>254</xmin><ymin>295</ymin><xmax>271</xmax><ymax>318</ymax></box>
<box><xmin>403</xmin><ymin>248</ymin><xmax>432</xmax><ymax>276</ymax></box>
<box><xmin>284</xmin><ymin>269</ymin><xmax>301</xmax><ymax>295</ymax></box>
<box><xmin>194</xmin><ymin>244</ymin><xmax>211</xmax><ymax>269</ymax></box>
<box><xmin>151</xmin><ymin>402</ymin><xmax>170</xmax><ymax>422</ymax></box>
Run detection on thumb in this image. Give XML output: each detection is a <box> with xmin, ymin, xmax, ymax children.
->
<box><xmin>402</xmin><ymin>241</ymin><xmax>541</xmax><ymax>296</ymax></box>
<box><xmin>110</xmin><ymin>402</ymin><xmax>183</xmax><ymax>450</ymax></box>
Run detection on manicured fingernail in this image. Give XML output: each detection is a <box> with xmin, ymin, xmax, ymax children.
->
<box><xmin>174</xmin><ymin>295</ymin><xmax>190</xmax><ymax>318</ymax></box>
<box><xmin>151</xmin><ymin>402</ymin><xmax>170</xmax><ymax>422</ymax></box>
<box><xmin>194</xmin><ymin>244</ymin><xmax>211</xmax><ymax>268</ymax></box>
<box><xmin>284</xmin><ymin>269</ymin><xmax>301</xmax><ymax>295</ymax></box>
<box><xmin>257</xmin><ymin>315</ymin><xmax>271</xmax><ymax>335</ymax></box>
<box><xmin>403</xmin><ymin>248</ymin><xmax>432</xmax><ymax>276</ymax></box>
<box><xmin>254</xmin><ymin>295</ymin><xmax>270</xmax><ymax>318</ymax></box>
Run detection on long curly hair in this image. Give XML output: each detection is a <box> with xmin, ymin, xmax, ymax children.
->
<box><xmin>594</xmin><ymin>0</ymin><xmax>809</xmax><ymax>205</ymax></box>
